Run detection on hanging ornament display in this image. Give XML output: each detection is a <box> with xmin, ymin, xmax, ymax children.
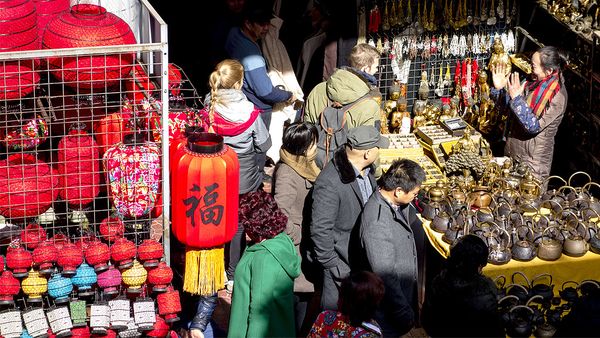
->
<box><xmin>84</xmin><ymin>241</ymin><xmax>110</xmax><ymax>272</ymax></box>
<box><xmin>69</xmin><ymin>300</ymin><xmax>87</xmax><ymax>327</ymax></box>
<box><xmin>103</xmin><ymin>134</ymin><xmax>161</xmax><ymax>219</ymax></box>
<box><xmin>121</xmin><ymin>260</ymin><xmax>147</xmax><ymax>293</ymax></box>
<box><xmin>0</xmin><ymin>307</ymin><xmax>24</xmax><ymax>338</ymax></box>
<box><xmin>156</xmin><ymin>286</ymin><xmax>180</xmax><ymax>323</ymax></box>
<box><xmin>21</xmin><ymin>269</ymin><xmax>47</xmax><ymax>303</ymax></box>
<box><xmin>137</xmin><ymin>239</ymin><xmax>163</xmax><ymax>268</ymax></box>
<box><xmin>46</xmin><ymin>305</ymin><xmax>73</xmax><ymax>337</ymax></box>
<box><xmin>146</xmin><ymin>315</ymin><xmax>169</xmax><ymax>338</ymax></box>
<box><xmin>171</xmin><ymin>132</ymin><xmax>239</xmax><ymax>295</ymax></box>
<box><xmin>108</xmin><ymin>297</ymin><xmax>130</xmax><ymax>331</ymax></box>
<box><xmin>42</xmin><ymin>3</ymin><xmax>137</xmax><ymax>90</ymax></box>
<box><xmin>97</xmin><ymin>264</ymin><xmax>121</xmax><ymax>296</ymax></box>
<box><xmin>47</xmin><ymin>273</ymin><xmax>73</xmax><ymax>304</ymax></box>
<box><xmin>22</xmin><ymin>307</ymin><xmax>49</xmax><ymax>338</ymax></box>
<box><xmin>99</xmin><ymin>216</ymin><xmax>124</xmax><ymax>243</ymax></box>
<box><xmin>90</xmin><ymin>301</ymin><xmax>110</xmax><ymax>335</ymax></box>
<box><xmin>147</xmin><ymin>261</ymin><xmax>172</xmax><ymax>293</ymax></box>
<box><xmin>32</xmin><ymin>240</ymin><xmax>58</xmax><ymax>275</ymax></box>
<box><xmin>6</xmin><ymin>243</ymin><xmax>33</xmax><ymax>278</ymax></box>
<box><xmin>20</xmin><ymin>224</ymin><xmax>47</xmax><ymax>250</ymax></box>
<box><xmin>57</xmin><ymin>123</ymin><xmax>100</xmax><ymax>216</ymax></box>
<box><xmin>0</xmin><ymin>271</ymin><xmax>20</xmax><ymax>305</ymax></box>
<box><xmin>57</xmin><ymin>243</ymin><xmax>83</xmax><ymax>276</ymax></box>
<box><xmin>72</xmin><ymin>263</ymin><xmax>97</xmax><ymax>297</ymax></box>
<box><xmin>110</xmin><ymin>238</ymin><xmax>136</xmax><ymax>269</ymax></box>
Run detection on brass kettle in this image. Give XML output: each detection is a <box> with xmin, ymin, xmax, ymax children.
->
<box><xmin>422</xmin><ymin>181</ymin><xmax>449</xmax><ymax>221</ymax></box>
<box><xmin>537</xmin><ymin>226</ymin><xmax>563</xmax><ymax>261</ymax></box>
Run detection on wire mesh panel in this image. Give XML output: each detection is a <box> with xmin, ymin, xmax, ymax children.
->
<box><xmin>0</xmin><ymin>0</ymin><xmax>175</xmax><ymax>263</ymax></box>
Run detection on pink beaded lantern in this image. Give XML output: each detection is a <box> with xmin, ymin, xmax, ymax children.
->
<box><xmin>20</xmin><ymin>223</ymin><xmax>47</xmax><ymax>250</ymax></box>
<box><xmin>57</xmin><ymin>242</ymin><xmax>83</xmax><ymax>276</ymax></box>
<box><xmin>0</xmin><ymin>271</ymin><xmax>20</xmax><ymax>304</ymax></box>
<box><xmin>97</xmin><ymin>264</ymin><xmax>121</xmax><ymax>296</ymax></box>
<box><xmin>137</xmin><ymin>239</ymin><xmax>163</xmax><ymax>268</ymax></box>
<box><xmin>84</xmin><ymin>241</ymin><xmax>110</xmax><ymax>272</ymax></box>
<box><xmin>99</xmin><ymin>216</ymin><xmax>124</xmax><ymax>243</ymax></box>
<box><xmin>6</xmin><ymin>244</ymin><xmax>33</xmax><ymax>277</ymax></box>
<box><xmin>32</xmin><ymin>240</ymin><xmax>58</xmax><ymax>274</ymax></box>
<box><xmin>156</xmin><ymin>286</ymin><xmax>181</xmax><ymax>323</ymax></box>
<box><xmin>110</xmin><ymin>238</ymin><xmax>136</xmax><ymax>269</ymax></box>
<box><xmin>147</xmin><ymin>262</ymin><xmax>172</xmax><ymax>293</ymax></box>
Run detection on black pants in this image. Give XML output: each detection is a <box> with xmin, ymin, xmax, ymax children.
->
<box><xmin>225</xmin><ymin>223</ymin><xmax>245</xmax><ymax>280</ymax></box>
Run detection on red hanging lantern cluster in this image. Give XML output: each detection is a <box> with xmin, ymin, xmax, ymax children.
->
<box><xmin>6</xmin><ymin>244</ymin><xmax>33</xmax><ymax>277</ymax></box>
<box><xmin>0</xmin><ymin>154</ymin><xmax>59</xmax><ymax>219</ymax></box>
<box><xmin>0</xmin><ymin>0</ymin><xmax>39</xmax><ymax>52</ymax></box>
<box><xmin>32</xmin><ymin>240</ymin><xmax>58</xmax><ymax>274</ymax></box>
<box><xmin>42</xmin><ymin>4</ymin><xmax>137</xmax><ymax>90</ymax></box>
<box><xmin>171</xmin><ymin>132</ymin><xmax>239</xmax><ymax>295</ymax></box>
<box><xmin>137</xmin><ymin>239</ymin><xmax>163</xmax><ymax>267</ymax></box>
<box><xmin>20</xmin><ymin>223</ymin><xmax>47</xmax><ymax>250</ymax></box>
<box><xmin>147</xmin><ymin>261</ymin><xmax>172</xmax><ymax>292</ymax></box>
<box><xmin>99</xmin><ymin>216</ymin><xmax>124</xmax><ymax>243</ymax></box>
<box><xmin>156</xmin><ymin>286</ymin><xmax>181</xmax><ymax>323</ymax></box>
<box><xmin>57</xmin><ymin>124</ymin><xmax>100</xmax><ymax>211</ymax></box>
<box><xmin>0</xmin><ymin>271</ymin><xmax>21</xmax><ymax>304</ymax></box>
<box><xmin>84</xmin><ymin>241</ymin><xmax>110</xmax><ymax>272</ymax></box>
<box><xmin>110</xmin><ymin>237</ymin><xmax>136</xmax><ymax>269</ymax></box>
<box><xmin>57</xmin><ymin>242</ymin><xmax>84</xmax><ymax>276</ymax></box>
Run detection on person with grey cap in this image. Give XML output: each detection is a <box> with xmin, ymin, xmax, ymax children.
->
<box><xmin>357</xmin><ymin>158</ymin><xmax>427</xmax><ymax>337</ymax></box>
<box><xmin>309</xmin><ymin>125</ymin><xmax>389</xmax><ymax>311</ymax></box>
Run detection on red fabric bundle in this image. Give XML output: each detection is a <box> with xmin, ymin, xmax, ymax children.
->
<box><xmin>57</xmin><ymin>126</ymin><xmax>100</xmax><ymax>210</ymax></box>
<box><xmin>0</xmin><ymin>154</ymin><xmax>59</xmax><ymax>219</ymax></box>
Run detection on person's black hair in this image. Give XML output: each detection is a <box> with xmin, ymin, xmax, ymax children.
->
<box><xmin>281</xmin><ymin>122</ymin><xmax>318</xmax><ymax>156</ymax></box>
<box><xmin>378</xmin><ymin>158</ymin><xmax>426</xmax><ymax>192</ymax></box>
<box><xmin>339</xmin><ymin>271</ymin><xmax>385</xmax><ymax>327</ymax></box>
<box><xmin>537</xmin><ymin>46</ymin><xmax>569</xmax><ymax>74</ymax></box>
<box><xmin>241</xmin><ymin>0</ymin><xmax>273</xmax><ymax>24</ymax></box>
<box><xmin>447</xmin><ymin>234</ymin><xmax>489</xmax><ymax>279</ymax></box>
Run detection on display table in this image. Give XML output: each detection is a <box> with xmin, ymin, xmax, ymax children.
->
<box><xmin>422</xmin><ymin>218</ymin><xmax>600</xmax><ymax>289</ymax></box>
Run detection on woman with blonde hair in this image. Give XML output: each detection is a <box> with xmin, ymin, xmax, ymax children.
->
<box><xmin>199</xmin><ymin>58</ymin><xmax>271</xmax><ymax>287</ymax></box>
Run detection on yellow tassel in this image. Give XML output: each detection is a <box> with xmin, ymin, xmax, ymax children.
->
<box><xmin>183</xmin><ymin>247</ymin><xmax>225</xmax><ymax>296</ymax></box>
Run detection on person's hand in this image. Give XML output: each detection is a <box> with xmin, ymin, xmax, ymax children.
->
<box><xmin>491</xmin><ymin>64</ymin><xmax>509</xmax><ymax>90</ymax></box>
<box><xmin>507</xmin><ymin>72</ymin><xmax>525</xmax><ymax>99</ymax></box>
<box><xmin>285</xmin><ymin>93</ymin><xmax>297</xmax><ymax>105</ymax></box>
<box><xmin>189</xmin><ymin>329</ymin><xmax>205</xmax><ymax>338</ymax></box>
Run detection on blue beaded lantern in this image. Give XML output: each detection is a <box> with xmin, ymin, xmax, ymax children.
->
<box><xmin>48</xmin><ymin>273</ymin><xmax>73</xmax><ymax>304</ymax></box>
<box><xmin>72</xmin><ymin>262</ymin><xmax>97</xmax><ymax>297</ymax></box>
<box><xmin>21</xmin><ymin>329</ymin><xmax>33</xmax><ymax>338</ymax></box>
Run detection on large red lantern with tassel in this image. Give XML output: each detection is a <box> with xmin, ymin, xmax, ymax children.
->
<box><xmin>20</xmin><ymin>223</ymin><xmax>47</xmax><ymax>250</ymax></box>
<box><xmin>137</xmin><ymin>239</ymin><xmax>163</xmax><ymax>268</ymax></box>
<box><xmin>0</xmin><ymin>271</ymin><xmax>21</xmax><ymax>304</ymax></box>
<box><xmin>42</xmin><ymin>3</ymin><xmax>137</xmax><ymax>90</ymax></box>
<box><xmin>57</xmin><ymin>242</ymin><xmax>83</xmax><ymax>276</ymax></box>
<box><xmin>171</xmin><ymin>132</ymin><xmax>239</xmax><ymax>295</ymax></box>
<box><xmin>0</xmin><ymin>154</ymin><xmax>59</xmax><ymax>219</ymax></box>
<box><xmin>57</xmin><ymin>123</ymin><xmax>100</xmax><ymax>212</ymax></box>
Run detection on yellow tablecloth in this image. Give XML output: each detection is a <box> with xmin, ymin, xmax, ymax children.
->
<box><xmin>423</xmin><ymin>218</ymin><xmax>600</xmax><ymax>290</ymax></box>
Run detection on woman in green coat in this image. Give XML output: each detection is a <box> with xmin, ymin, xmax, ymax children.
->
<box><xmin>228</xmin><ymin>189</ymin><xmax>301</xmax><ymax>338</ymax></box>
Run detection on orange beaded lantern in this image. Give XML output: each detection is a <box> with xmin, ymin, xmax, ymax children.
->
<box><xmin>171</xmin><ymin>132</ymin><xmax>239</xmax><ymax>295</ymax></box>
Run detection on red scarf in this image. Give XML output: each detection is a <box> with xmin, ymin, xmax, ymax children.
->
<box><xmin>525</xmin><ymin>72</ymin><xmax>560</xmax><ymax>118</ymax></box>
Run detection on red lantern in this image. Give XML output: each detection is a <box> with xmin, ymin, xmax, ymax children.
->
<box><xmin>57</xmin><ymin>243</ymin><xmax>83</xmax><ymax>276</ymax></box>
<box><xmin>74</xmin><ymin>232</ymin><xmax>97</xmax><ymax>252</ymax></box>
<box><xmin>42</xmin><ymin>4</ymin><xmax>137</xmax><ymax>90</ymax></box>
<box><xmin>156</xmin><ymin>286</ymin><xmax>181</xmax><ymax>323</ymax></box>
<box><xmin>92</xmin><ymin>329</ymin><xmax>116</xmax><ymax>338</ymax></box>
<box><xmin>0</xmin><ymin>255</ymin><xmax>3</xmax><ymax>272</ymax></box>
<box><xmin>103</xmin><ymin>134</ymin><xmax>161</xmax><ymax>219</ymax></box>
<box><xmin>20</xmin><ymin>223</ymin><xmax>47</xmax><ymax>250</ymax></box>
<box><xmin>0</xmin><ymin>154</ymin><xmax>59</xmax><ymax>219</ymax></box>
<box><xmin>99</xmin><ymin>216</ymin><xmax>124</xmax><ymax>243</ymax></box>
<box><xmin>57</xmin><ymin>123</ymin><xmax>100</xmax><ymax>211</ymax></box>
<box><xmin>32</xmin><ymin>240</ymin><xmax>58</xmax><ymax>274</ymax></box>
<box><xmin>0</xmin><ymin>0</ymin><xmax>39</xmax><ymax>52</ymax></box>
<box><xmin>50</xmin><ymin>233</ymin><xmax>69</xmax><ymax>250</ymax></box>
<box><xmin>110</xmin><ymin>238</ymin><xmax>136</xmax><ymax>269</ymax></box>
<box><xmin>84</xmin><ymin>241</ymin><xmax>110</xmax><ymax>272</ymax></box>
<box><xmin>34</xmin><ymin>0</ymin><xmax>70</xmax><ymax>38</ymax></box>
<box><xmin>137</xmin><ymin>239</ymin><xmax>163</xmax><ymax>268</ymax></box>
<box><xmin>146</xmin><ymin>315</ymin><xmax>169</xmax><ymax>338</ymax></box>
<box><xmin>0</xmin><ymin>271</ymin><xmax>21</xmax><ymax>304</ymax></box>
<box><xmin>71</xmin><ymin>325</ymin><xmax>91</xmax><ymax>338</ymax></box>
<box><xmin>0</xmin><ymin>63</ymin><xmax>40</xmax><ymax>101</ymax></box>
<box><xmin>171</xmin><ymin>132</ymin><xmax>239</xmax><ymax>295</ymax></box>
<box><xmin>147</xmin><ymin>261</ymin><xmax>172</xmax><ymax>292</ymax></box>
<box><xmin>93</xmin><ymin>102</ymin><xmax>134</xmax><ymax>156</ymax></box>
<box><xmin>6</xmin><ymin>244</ymin><xmax>32</xmax><ymax>277</ymax></box>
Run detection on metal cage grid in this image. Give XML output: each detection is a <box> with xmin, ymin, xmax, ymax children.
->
<box><xmin>0</xmin><ymin>0</ymin><xmax>174</xmax><ymax>263</ymax></box>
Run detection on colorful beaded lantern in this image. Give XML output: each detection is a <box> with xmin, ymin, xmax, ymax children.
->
<box><xmin>121</xmin><ymin>259</ymin><xmax>146</xmax><ymax>293</ymax></box>
<box><xmin>108</xmin><ymin>298</ymin><xmax>130</xmax><ymax>331</ymax></box>
<box><xmin>20</xmin><ymin>223</ymin><xmax>47</xmax><ymax>250</ymax></box>
<box><xmin>84</xmin><ymin>241</ymin><xmax>110</xmax><ymax>272</ymax></box>
<box><xmin>22</xmin><ymin>307</ymin><xmax>49</xmax><ymax>338</ymax></box>
<box><xmin>32</xmin><ymin>240</ymin><xmax>58</xmax><ymax>274</ymax></box>
<box><xmin>48</xmin><ymin>273</ymin><xmax>73</xmax><ymax>304</ymax></box>
<box><xmin>57</xmin><ymin>243</ymin><xmax>83</xmax><ymax>276</ymax></box>
<box><xmin>99</xmin><ymin>216</ymin><xmax>124</xmax><ymax>243</ymax></box>
<box><xmin>6</xmin><ymin>243</ymin><xmax>33</xmax><ymax>277</ymax></box>
<box><xmin>156</xmin><ymin>286</ymin><xmax>181</xmax><ymax>323</ymax></box>
<box><xmin>46</xmin><ymin>305</ymin><xmax>73</xmax><ymax>337</ymax></box>
<box><xmin>72</xmin><ymin>262</ymin><xmax>97</xmax><ymax>297</ymax></box>
<box><xmin>0</xmin><ymin>271</ymin><xmax>21</xmax><ymax>305</ymax></box>
<box><xmin>146</xmin><ymin>315</ymin><xmax>169</xmax><ymax>338</ymax></box>
<box><xmin>89</xmin><ymin>301</ymin><xmax>110</xmax><ymax>335</ymax></box>
<box><xmin>137</xmin><ymin>239</ymin><xmax>163</xmax><ymax>268</ymax></box>
<box><xmin>133</xmin><ymin>297</ymin><xmax>156</xmax><ymax>331</ymax></box>
<box><xmin>96</xmin><ymin>264</ymin><xmax>121</xmax><ymax>296</ymax></box>
<box><xmin>109</xmin><ymin>237</ymin><xmax>136</xmax><ymax>269</ymax></box>
<box><xmin>69</xmin><ymin>300</ymin><xmax>87</xmax><ymax>328</ymax></box>
<box><xmin>0</xmin><ymin>307</ymin><xmax>24</xmax><ymax>338</ymax></box>
<box><xmin>103</xmin><ymin>134</ymin><xmax>161</xmax><ymax>218</ymax></box>
<box><xmin>21</xmin><ymin>269</ymin><xmax>47</xmax><ymax>303</ymax></box>
<box><xmin>71</xmin><ymin>326</ymin><xmax>91</xmax><ymax>338</ymax></box>
<box><xmin>147</xmin><ymin>261</ymin><xmax>173</xmax><ymax>293</ymax></box>
<box><xmin>42</xmin><ymin>4</ymin><xmax>137</xmax><ymax>90</ymax></box>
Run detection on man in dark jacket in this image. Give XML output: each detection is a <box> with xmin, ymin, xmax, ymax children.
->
<box><xmin>310</xmin><ymin>126</ymin><xmax>389</xmax><ymax>310</ymax></box>
<box><xmin>359</xmin><ymin>159</ymin><xmax>426</xmax><ymax>337</ymax></box>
